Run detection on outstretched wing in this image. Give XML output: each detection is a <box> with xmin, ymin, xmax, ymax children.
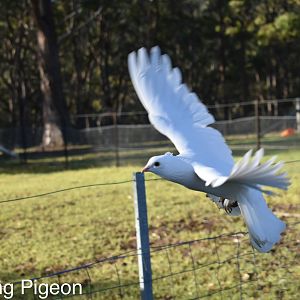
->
<box><xmin>128</xmin><ymin>46</ymin><xmax>235</xmax><ymax>182</ymax></box>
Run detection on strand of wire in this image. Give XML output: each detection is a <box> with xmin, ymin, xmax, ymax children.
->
<box><xmin>0</xmin><ymin>177</ymin><xmax>162</xmax><ymax>204</ymax></box>
<box><xmin>1</xmin><ymin>158</ymin><xmax>299</xmax><ymax>205</ymax></box>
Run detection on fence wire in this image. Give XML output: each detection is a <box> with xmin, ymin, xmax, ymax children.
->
<box><xmin>10</xmin><ymin>222</ymin><xmax>300</xmax><ymax>300</ymax></box>
<box><xmin>1</xmin><ymin>99</ymin><xmax>299</xmax><ymax>164</ymax></box>
<box><xmin>1</xmin><ymin>158</ymin><xmax>299</xmax><ymax>205</ymax></box>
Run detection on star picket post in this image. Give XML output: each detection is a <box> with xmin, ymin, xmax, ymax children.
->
<box><xmin>132</xmin><ymin>172</ymin><xmax>153</xmax><ymax>300</ymax></box>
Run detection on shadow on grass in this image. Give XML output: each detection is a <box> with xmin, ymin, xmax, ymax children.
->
<box><xmin>0</xmin><ymin>145</ymin><xmax>177</xmax><ymax>174</ymax></box>
<box><xmin>0</xmin><ymin>135</ymin><xmax>299</xmax><ymax>174</ymax></box>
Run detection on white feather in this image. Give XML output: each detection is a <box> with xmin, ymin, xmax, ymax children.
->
<box><xmin>227</xmin><ymin>150</ymin><xmax>290</xmax><ymax>191</ymax></box>
<box><xmin>129</xmin><ymin>47</ymin><xmax>290</xmax><ymax>191</ymax></box>
<box><xmin>238</xmin><ymin>188</ymin><xmax>286</xmax><ymax>252</ymax></box>
<box><xmin>128</xmin><ymin>46</ymin><xmax>234</xmax><ymax>181</ymax></box>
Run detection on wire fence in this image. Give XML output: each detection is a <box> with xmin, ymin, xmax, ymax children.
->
<box><xmin>0</xmin><ymin>97</ymin><xmax>299</xmax><ymax>168</ymax></box>
<box><xmin>1</xmin><ymin>160</ymin><xmax>299</xmax><ymax>299</ymax></box>
<box><xmin>10</xmin><ymin>223</ymin><xmax>300</xmax><ymax>299</ymax></box>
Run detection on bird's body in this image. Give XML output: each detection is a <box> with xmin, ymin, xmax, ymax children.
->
<box><xmin>146</xmin><ymin>153</ymin><xmax>238</xmax><ymax>198</ymax></box>
<box><xmin>128</xmin><ymin>46</ymin><xmax>290</xmax><ymax>252</ymax></box>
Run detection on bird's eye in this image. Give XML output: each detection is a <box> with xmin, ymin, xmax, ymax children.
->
<box><xmin>154</xmin><ymin>162</ymin><xmax>160</xmax><ymax>167</ymax></box>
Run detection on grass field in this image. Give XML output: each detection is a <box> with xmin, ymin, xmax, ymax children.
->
<box><xmin>0</xmin><ymin>146</ymin><xmax>299</xmax><ymax>299</ymax></box>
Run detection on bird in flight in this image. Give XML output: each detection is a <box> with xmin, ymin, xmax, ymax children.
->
<box><xmin>128</xmin><ymin>46</ymin><xmax>290</xmax><ymax>252</ymax></box>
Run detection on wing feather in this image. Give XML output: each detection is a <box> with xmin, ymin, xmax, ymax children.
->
<box><xmin>128</xmin><ymin>46</ymin><xmax>235</xmax><ymax>181</ymax></box>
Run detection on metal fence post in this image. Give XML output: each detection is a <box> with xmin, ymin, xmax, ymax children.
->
<box><xmin>113</xmin><ymin>112</ymin><xmax>120</xmax><ymax>167</ymax></box>
<box><xmin>255</xmin><ymin>99</ymin><xmax>261</xmax><ymax>150</ymax></box>
<box><xmin>296</xmin><ymin>98</ymin><xmax>300</xmax><ymax>133</ymax></box>
<box><xmin>132</xmin><ymin>172</ymin><xmax>153</xmax><ymax>300</ymax></box>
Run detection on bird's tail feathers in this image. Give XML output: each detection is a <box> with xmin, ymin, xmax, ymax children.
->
<box><xmin>238</xmin><ymin>188</ymin><xmax>286</xmax><ymax>252</ymax></box>
<box><xmin>228</xmin><ymin>149</ymin><xmax>290</xmax><ymax>193</ymax></box>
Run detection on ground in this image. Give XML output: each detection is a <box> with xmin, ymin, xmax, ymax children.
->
<box><xmin>0</xmin><ymin>140</ymin><xmax>299</xmax><ymax>299</ymax></box>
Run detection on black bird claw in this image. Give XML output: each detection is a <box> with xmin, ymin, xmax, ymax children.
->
<box><xmin>221</xmin><ymin>197</ymin><xmax>238</xmax><ymax>214</ymax></box>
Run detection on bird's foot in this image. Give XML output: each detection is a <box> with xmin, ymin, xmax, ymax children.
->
<box><xmin>221</xmin><ymin>197</ymin><xmax>238</xmax><ymax>214</ymax></box>
<box><xmin>205</xmin><ymin>194</ymin><xmax>240</xmax><ymax>215</ymax></box>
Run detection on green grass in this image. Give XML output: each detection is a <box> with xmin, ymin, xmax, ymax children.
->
<box><xmin>0</xmin><ymin>147</ymin><xmax>299</xmax><ymax>299</ymax></box>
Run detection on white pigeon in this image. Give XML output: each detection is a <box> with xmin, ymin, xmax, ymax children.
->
<box><xmin>128</xmin><ymin>46</ymin><xmax>290</xmax><ymax>252</ymax></box>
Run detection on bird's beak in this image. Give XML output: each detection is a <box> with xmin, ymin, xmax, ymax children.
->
<box><xmin>141</xmin><ymin>165</ymin><xmax>150</xmax><ymax>173</ymax></box>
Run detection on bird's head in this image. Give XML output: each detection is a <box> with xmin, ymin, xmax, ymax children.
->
<box><xmin>141</xmin><ymin>152</ymin><xmax>174</xmax><ymax>176</ymax></box>
<box><xmin>141</xmin><ymin>152</ymin><xmax>192</xmax><ymax>183</ymax></box>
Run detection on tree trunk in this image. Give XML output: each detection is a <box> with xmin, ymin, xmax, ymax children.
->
<box><xmin>30</xmin><ymin>0</ymin><xmax>70</xmax><ymax>147</ymax></box>
<box><xmin>217</xmin><ymin>1</ymin><xmax>228</xmax><ymax>120</ymax></box>
<box><xmin>240</xmin><ymin>33</ymin><xmax>249</xmax><ymax>101</ymax></box>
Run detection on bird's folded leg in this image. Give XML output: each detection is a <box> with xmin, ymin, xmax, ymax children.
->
<box><xmin>206</xmin><ymin>194</ymin><xmax>241</xmax><ymax>216</ymax></box>
<box><xmin>222</xmin><ymin>198</ymin><xmax>239</xmax><ymax>214</ymax></box>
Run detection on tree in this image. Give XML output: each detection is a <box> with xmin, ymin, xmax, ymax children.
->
<box><xmin>30</xmin><ymin>0</ymin><xmax>70</xmax><ymax>147</ymax></box>
<box><xmin>0</xmin><ymin>0</ymin><xmax>299</xmax><ymax>142</ymax></box>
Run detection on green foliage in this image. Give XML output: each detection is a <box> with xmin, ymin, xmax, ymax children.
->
<box><xmin>91</xmin><ymin>99</ymin><xmax>102</xmax><ymax>112</ymax></box>
<box><xmin>257</xmin><ymin>12</ymin><xmax>300</xmax><ymax>45</ymax></box>
<box><xmin>0</xmin><ymin>0</ymin><xmax>299</xmax><ymax>129</ymax></box>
